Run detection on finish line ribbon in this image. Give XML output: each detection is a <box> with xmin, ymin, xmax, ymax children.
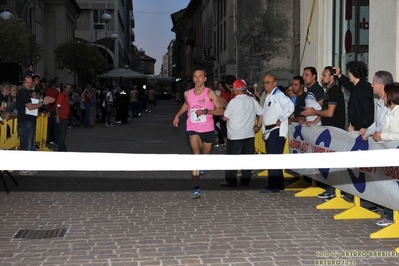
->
<box><xmin>1</xmin><ymin>149</ymin><xmax>398</xmax><ymax>171</ymax></box>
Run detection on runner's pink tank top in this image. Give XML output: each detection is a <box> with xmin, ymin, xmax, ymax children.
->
<box><xmin>186</xmin><ymin>87</ymin><xmax>215</xmax><ymax>132</ymax></box>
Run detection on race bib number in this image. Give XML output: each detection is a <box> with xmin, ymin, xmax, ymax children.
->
<box><xmin>190</xmin><ymin>109</ymin><xmax>207</xmax><ymax>123</ymax></box>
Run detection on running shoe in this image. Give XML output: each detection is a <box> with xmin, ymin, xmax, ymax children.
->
<box><xmin>191</xmin><ymin>188</ymin><xmax>201</xmax><ymax>199</ymax></box>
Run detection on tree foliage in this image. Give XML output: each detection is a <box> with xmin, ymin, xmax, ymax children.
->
<box><xmin>0</xmin><ymin>19</ymin><xmax>43</xmax><ymax>62</ymax></box>
<box><xmin>54</xmin><ymin>41</ymin><xmax>106</xmax><ymax>76</ymax></box>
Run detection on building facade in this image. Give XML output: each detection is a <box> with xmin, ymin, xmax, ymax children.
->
<box><xmin>161</xmin><ymin>54</ymin><xmax>169</xmax><ymax>77</ymax></box>
<box><xmin>160</xmin><ymin>39</ymin><xmax>176</xmax><ymax>78</ymax></box>
<box><xmin>299</xmin><ymin>0</ymin><xmax>398</xmax><ymax>82</ymax></box>
<box><xmin>172</xmin><ymin>0</ymin><xmax>399</xmax><ymax>92</ymax></box>
<box><xmin>74</xmin><ymin>0</ymin><xmax>134</xmax><ymax>72</ymax></box>
<box><xmin>0</xmin><ymin>0</ymin><xmax>81</xmax><ymax>83</ymax></box>
<box><xmin>171</xmin><ymin>0</ymin><xmax>299</xmax><ymax>92</ymax></box>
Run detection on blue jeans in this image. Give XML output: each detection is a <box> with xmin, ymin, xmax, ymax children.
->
<box><xmin>84</xmin><ymin>103</ymin><xmax>91</xmax><ymax>127</ymax></box>
<box><xmin>265</xmin><ymin>129</ymin><xmax>286</xmax><ymax>190</ymax></box>
<box><xmin>17</xmin><ymin>120</ymin><xmax>36</xmax><ymax>151</ymax></box>
<box><xmin>225</xmin><ymin>137</ymin><xmax>254</xmax><ymax>185</ymax></box>
<box><xmin>57</xmin><ymin>118</ymin><xmax>68</xmax><ymax>151</ymax></box>
<box><xmin>384</xmin><ymin>208</ymin><xmax>393</xmax><ymax>220</ymax></box>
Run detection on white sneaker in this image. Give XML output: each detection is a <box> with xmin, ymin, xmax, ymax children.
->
<box><xmin>376</xmin><ymin>218</ymin><xmax>393</xmax><ymax>227</ymax></box>
<box><xmin>237</xmin><ymin>170</ymin><xmax>242</xmax><ymax>178</ymax></box>
<box><xmin>19</xmin><ymin>170</ymin><xmax>38</xmax><ymax>176</ymax></box>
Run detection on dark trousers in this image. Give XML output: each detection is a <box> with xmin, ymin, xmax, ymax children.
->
<box><xmin>68</xmin><ymin>105</ymin><xmax>74</xmax><ymax>125</ymax></box>
<box><xmin>80</xmin><ymin>108</ymin><xmax>86</xmax><ymax>124</ymax></box>
<box><xmin>225</xmin><ymin>137</ymin><xmax>254</xmax><ymax>185</ymax></box>
<box><xmin>17</xmin><ymin>121</ymin><xmax>36</xmax><ymax>151</ymax></box>
<box><xmin>140</xmin><ymin>98</ymin><xmax>147</xmax><ymax>113</ymax></box>
<box><xmin>213</xmin><ymin>117</ymin><xmax>223</xmax><ymax>144</ymax></box>
<box><xmin>84</xmin><ymin>103</ymin><xmax>91</xmax><ymax>127</ymax></box>
<box><xmin>131</xmin><ymin>102</ymin><xmax>139</xmax><ymax>117</ymax></box>
<box><xmin>47</xmin><ymin>111</ymin><xmax>57</xmax><ymax>144</ymax></box>
<box><xmin>265</xmin><ymin>129</ymin><xmax>286</xmax><ymax>189</ymax></box>
<box><xmin>220</xmin><ymin>120</ymin><xmax>227</xmax><ymax>140</ymax></box>
<box><xmin>115</xmin><ymin>101</ymin><xmax>121</xmax><ymax>121</ymax></box>
<box><xmin>120</xmin><ymin>104</ymin><xmax>129</xmax><ymax>123</ymax></box>
<box><xmin>57</xmin><ymin>118</ymin><xmax>68</xmax><ymax>151</ymax></box>
<box><xmin>384</xmin><ymin>208</ymin><xmax>393</xmax><ymax>220</ymax></box>
<box><xmin>101</xmin><ymin>106</ymin><xmax>107</xmax><ymax>123</ymax></box>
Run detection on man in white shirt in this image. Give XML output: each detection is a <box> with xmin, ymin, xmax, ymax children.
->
<box><xmin>221</xmin><ymin>79</ymin><xmax>263</xmax><ymax>186</ymax></box>
<box><xmin>260</xmin><ymin>74</ymin><xmax>294</xmax><ymax>193</ymax></box>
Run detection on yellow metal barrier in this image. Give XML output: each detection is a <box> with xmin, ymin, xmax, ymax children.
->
<box><xmin>0</xmin><ymin>118</ymin><xmax>19</xmax><ymax>150</ymax></box>
<box><xmin>294</xmin><ymin>179</ymin><xmax>325</xmax><ymax>197</ymax></box>
<box><xmin>370</xmin><ymin>210</ymin><xmax>399</xmax><ymax>239</ymax></box>
<box><xmin>254</xmin><ymin>129</ymin><xmax>265</xmax><ymax>154</ymax></box>
<box><xmin>0</xmin><ymin>118</ymin><xmax>19</xmax><ymax>193</ymax></box>
<box><xmin>256</xmin><ymin>137</ymin><xmax>296</xmax><ymax>180</ymax></box>
<box><xmin>0</xmin><ymin>113</ymin><xmax>50</xmax><ymax>152</ymax></box>
<box><xmin>285</xmin><ymin>176</ymin><xmax>311</xmax><ymax>190</ymax></box>
<box><xmin>334</xmin><ymin>196</ymin><xmax>380</xmax><ymax>220</ymax></box>
<box><xmin>316</xmin><ymin>188</ymin><xmax>354</xmax><ymax>210</ymax></box>
<box><xmin>35</xmin><ymin>113</ymin><xmax>52</xmax><ymax>151</ymax></box>
<box><xmin>1</xmin><ymin>113</ymin><xmax>50</xmax><ymax>193</ymax></box>
<box><xmin>252</xmin><ymin>121</ymin><xmax>397</xmax><ymax>248</ymax></box>
<box><xmin>253</xmin><ymin>127</ymin><xmax>310</xmax><ymax>190</ymax></box>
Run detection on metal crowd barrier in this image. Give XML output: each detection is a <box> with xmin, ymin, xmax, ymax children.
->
<box><xmin>0</xmin><ymin>113</ymin><xmax>50</xmax><ymax>193</ymax></box>
<box><xmin>253</xmin><ymin>123</ymin><xmax>399</xmax><ymax>249</ymax></box>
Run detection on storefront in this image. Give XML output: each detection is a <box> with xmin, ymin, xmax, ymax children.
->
<box><xmin>300</xmin><ymin>0</ymin><xmax>398</xmax><ymax>81</ymax></box>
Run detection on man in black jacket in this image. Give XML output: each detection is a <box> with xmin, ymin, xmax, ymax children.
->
<box><xmin>333</xmin><ymin>61</ymin><xmax>374</xmax><ymax>132</ymax></box>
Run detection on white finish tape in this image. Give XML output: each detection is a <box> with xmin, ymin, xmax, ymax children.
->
<box><xmin>1</xmin><ymin>149</ymin><xmax>398</xmax><ymax>171</ymax></box>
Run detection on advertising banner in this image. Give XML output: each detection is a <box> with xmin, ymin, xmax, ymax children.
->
<box><xmin>288</xmin><ymin>124</ymin><xmax>399</xmax><ymax>211</ymax></box>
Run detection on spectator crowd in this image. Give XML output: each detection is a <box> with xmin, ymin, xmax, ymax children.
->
<box><xmin>0</xmin><ymin>64</ymin><xmax>158</xmax><ymax>166</ymax></box>
<box><xmin>173</xmin><ymin>63</ymin><xmax>397</xmax><ymax>228</ymax></box>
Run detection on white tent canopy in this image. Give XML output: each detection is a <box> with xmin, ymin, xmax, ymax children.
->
<box><xmin>99</xmin><ymin>67</ymin><xmax>147</xmax><ymax>79</ymax></box>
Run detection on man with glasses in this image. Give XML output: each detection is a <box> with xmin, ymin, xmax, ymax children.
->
<box><xmin>260</xmin><ymin>74</ymin><xmax>294</xmax><ymax>193</ymax></box>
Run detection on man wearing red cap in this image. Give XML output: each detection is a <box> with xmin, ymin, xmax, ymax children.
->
<box><xmin>221</xmin><ymin>79</ymin><xmax>263</xmax><ymax>186</ymax></box>
<box><xmin>173</xmin><ymin>68</ymin><xmax>224</xmax><ymax>199</ymax></box>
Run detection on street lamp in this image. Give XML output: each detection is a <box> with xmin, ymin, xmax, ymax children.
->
<box><xmin>0</xmin><ymin>0</ymin><xmax>36</xmax><ymax>23</ymax></box>
<box><xmin>109</xmin><ymin>33</ymin><xmax>118</xmax><ymax>69</ymax></box>
<box><xmin>0</xmin><ymin>1</ymin><xmax>36</xmax><ymax>63</ymax></box>
<box><xmin>0</xmin><ymin>10</ymin><xmax>15</xmax><ymax>20</ymax></box>
<box><xmin>101</xmin><ymin>13</ymin><xmax>112</xmax><ymax>71</ymax></box>
<box><xmin>0</xmin><ymin>1</ymin><xmax>35</xmax><ymax>22</ymax></box>
<box><xmin>101</xmin><ymin>12</ymin><xmax>112</xmax><ymax>25</ymax></box>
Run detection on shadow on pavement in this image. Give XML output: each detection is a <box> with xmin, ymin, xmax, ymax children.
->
<box><xmin>4</xmin><ymin>171</ymin><xmax>282</xmax><ymax>192</ymax></box>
